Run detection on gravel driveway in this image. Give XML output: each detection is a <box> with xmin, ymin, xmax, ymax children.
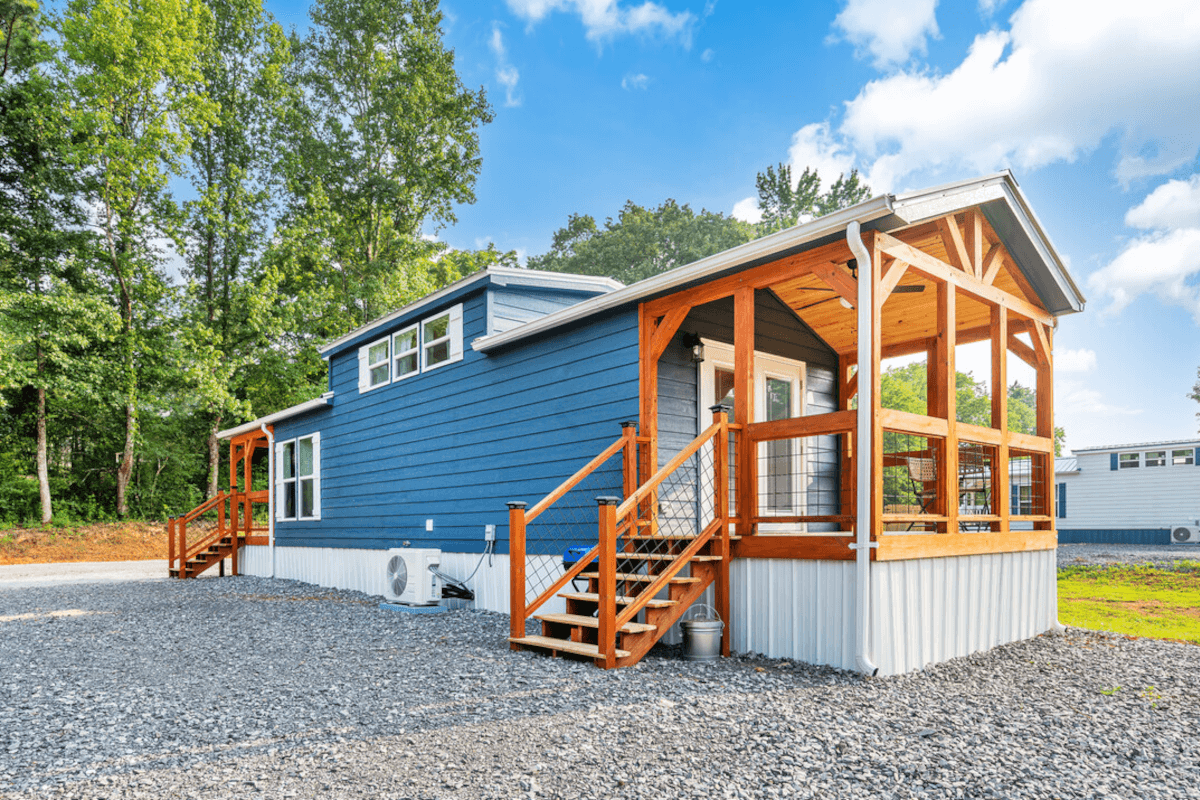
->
<box><xmin>2</xmin><ymin>573</ymin><xmax>1198</xmax><ymax>799</ymax></box>
<box><xmin>1057</xmin><ymin>543</ymin><xmax>1200</xmax><ymax>569</ymax></box>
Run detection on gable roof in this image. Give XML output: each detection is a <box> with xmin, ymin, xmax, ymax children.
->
<box><xmin>473</xmin><ymin>171</ymin><xmax>1085</xmax><ymax>354</ymax></box>
<box><xmin>1072</xmin><ymin>438</ymin><xmax>1200</xmax><ymax>454</ymax></box>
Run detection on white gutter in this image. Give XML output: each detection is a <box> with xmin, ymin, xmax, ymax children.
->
<box><xmin>473</xmin><ymin>195</ymin><xmax>896</xmax><ymax>353</ymax></box>
<box><xmin>260</xmin><ymin>423</ymin><xmax>275</xmax><ymax>579</ymax></box>
<box><xmin>847</xmin><ymin>220</ymin><xmax>879</xmax><ymax>677</ymax></box>
<box><xmin>217</xmin><ymin>393</ymin><xmax>332</xmax><ymax>441</ymax></box>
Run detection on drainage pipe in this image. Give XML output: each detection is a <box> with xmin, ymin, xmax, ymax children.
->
<box><xmin>260</xmin><ymin>423</ymin><xmax>275</xmax><ymax>578</ymax></box>
<box><xmin>847</xmin><ymin>220</ymin><xmax>879</xmax><ymax>677</ymax></box>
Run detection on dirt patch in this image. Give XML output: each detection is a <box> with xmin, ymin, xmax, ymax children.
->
<box><xmin>0</xmin><ymin>521</ymin><xmax>165</xmax><ymax>565</ymax></box>
<box><xmin>1109</xmin><ymin>599</ymin><xmax>1200</xmax><ymax>620</ymax></box>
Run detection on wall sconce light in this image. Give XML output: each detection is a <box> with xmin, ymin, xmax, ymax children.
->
<box><xmin>682</xmin><ymin>332</ymin><xmax>705</xmax><ymax>363</ymax></box>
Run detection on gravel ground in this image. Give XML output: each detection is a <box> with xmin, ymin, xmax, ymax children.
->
<box><xmin>0</xmin><ymin>560</ymin><xmax>168</xmax><ymax>591</ymax></box>
<box><xmin>2</xmin><ymin>574</ymin><xmax>1198</xmax><ymax>799</ymax></box>
<box><xmin>1057</xmin><ymin>543</ymin><xmax>1200</xmax><ymax>569</ymax></box>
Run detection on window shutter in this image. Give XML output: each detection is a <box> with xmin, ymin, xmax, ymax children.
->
<box><xmin>274</xmin><ymin>441</ymin><xmax>285</xmax><ymax>521</ymax></box>
<box><xmin>449</xmin><ymin>303</ymin><xmax>464</xmax><ymax>363</ymax></box>
<box><xmin>1057</xmin><ymin>483</ymin><xmax>1066</xmax><ymax>519</ymax></box>
<box><xmin>1010</xmin><ymin>483</ymin><xmax>1019</xmax><ymax>513</ymax></box>
<box><xmin>311</xmin><ymin>432</ymin><xmax>322</xmax><ymax>520</ymax></box>
<box><xmin>357</xmin><ymin>345</ymin><xmax>370</xmax><ymax>393</ymax></box>
<box><xmin>1195</xmin><ymin>447</ymin><xmax>1199</xmax><ymax>465</ymax></box>
<box><xmin>1110</xmin><ymin>453</ymin><xmax>1118</xmax><ymax>471</ymax></box>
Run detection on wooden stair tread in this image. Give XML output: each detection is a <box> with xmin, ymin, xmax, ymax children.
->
<box><xmin>626</xmin><ymin>533</ymin><xmax>741</xmax><ymax>541</ymax></box>
<box><xmin>535</xmin><ymin>613</ymin><xmax>656</xmax><ymax>634</ymax></box>
<box><xmin>615</xmin><ymin>553</ymin><xmax>721</xmax><ymax>562</ymax></box>
<box><xmin>509</xmin><ymin>635</ymin><xmax>630</xmax><ymax>659</ymax></box>
<box><xmin>579</xmin><ymin>571</ymin><xmax>699</xmax><ymax>584</ymax></box>
<box><xmin>560</xmin><ymin>592</ymin><xmax>675</xmax><ymax>609</ymax></box>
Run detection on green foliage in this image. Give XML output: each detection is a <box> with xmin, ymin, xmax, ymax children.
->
<box><xmin>755</xmin><ymin>164</ymin><xmax>871</xmax><ymax>234</ymax></box>
<box><xmin>528</xmin><ymin>199</ymin><xmax>756</xmax><ymax>284</ymax></box>
<box><xmin>1058</xmin><ymin>563</ymin><xmax>1200</xmax><ymax>645</ymax></box>
<box><xmin>1190</xmin><ymin>366</ymin><xmax>1199</xmax><ymax>432</ymax></box>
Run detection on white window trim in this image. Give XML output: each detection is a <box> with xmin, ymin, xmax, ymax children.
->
<box><xmin>1118</xmin><ymin>452</ymin><xmax>1140</xmax><ymax>469</ymax></box>
<box><xmin>358</xmin><ymin>337</ymin><xmax>391</xmax><ymax>394</ymax></box>
<box><xmin>274</xmin><ymin>432</ymin><xmax>321</xmax><ymax>521</ymax></box>
<box><xmin>1145</xmin><ymin>450</ymin><xmax>1166</xmax><ymax>467</ymax></box>
<box><xmin>1171</xmin><ymin>448</ymin><xmax>1195</xmax><ymax>466</ymax></box>
<box><xmin>422</xmin><ymin>303</ymin><xmax>464</xmax><ymax>372</ymax></box>
<box><xmin>391</xmin><ymin>323</ymin><xmax>420</xmax><ymax>383</ymax></box>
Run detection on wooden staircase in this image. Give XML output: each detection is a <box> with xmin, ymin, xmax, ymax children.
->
<box><xmin>510</xmin><ymin>540</ymin><xmax>727</xmax><ymax>667</ymax></box>
<box><xmin>167</xmin><ymin>531</ymin><xmax>238</xmax><ymax>579</ymax></box>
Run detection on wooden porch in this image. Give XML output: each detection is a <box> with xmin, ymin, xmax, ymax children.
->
<box><xmin>510</xmin><ymin>205</ymin><xmax>1058</xmax><ymax>668</ymax></box>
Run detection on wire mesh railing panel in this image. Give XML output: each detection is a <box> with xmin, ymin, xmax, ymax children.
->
<box><xmin>957</xmin><ymin>441</ymin><xmax>996</xmax><ymax>530</ymax></box>
<box><xmin>754</xmin><ymin>432</ymin><xmax>848</xmax><ymax>532</ymax></box>
<box><xmin>1009</xmin><ymin>450</ymin><xmax>1049</xmax><ymax>516</ymax></box>
<box><xmin>882</xmin><ymin>431</ymin><xmax>943</xmax><ymax>532</ymax></box>
<box><xmin>522</xmin><ymin>450</ymin><xmax>626</xmax><ymax>606</ymax></box>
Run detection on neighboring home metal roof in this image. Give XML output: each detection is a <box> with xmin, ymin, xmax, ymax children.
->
<box><xmin>318</xmin><ymin>266</ymin><xmax>622</xmax><ymax>359</ymax></box>
<box><xmin>1055</xmin><ymin>457</ymin><xmax>1079</xmax><ymax>474</ymax></box>
<box><xmin>1072</xmin><ymin>438</ymin><xmax>1200</xmax><ymax>454</ymax></box>
<box><xmin>217</xmin><ymin>393</ymin><xmax>333</xmax><ymax>441</ymax></box>
<box><xmin>473</xmin><ymin>171</ymin><xmax>1085</xmax><ymax>354</ymax></box>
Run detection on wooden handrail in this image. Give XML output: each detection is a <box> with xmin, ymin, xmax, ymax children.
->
<box><xmin>180</xmin><ymin>491</ymin><xmax>226</xmax><ymax>525</ymax></box>
<box><xmin>526</xmin><ymin>436</ymin><xmax>627</xmax><ymax>523</ymax></box>
<box><xmin>614</xmin><ymin>516</ymin><xmax>721</xmax><ymax>630</ymax></box>
<box><xmin>615</xmin><ymin>421</ymin><xmax>722</xmax><ymax>521</ymax></box>
<box><xmin>745</xmin><ymin>409</ymin><xmax>856</xmax><ymax>443</ymax></box>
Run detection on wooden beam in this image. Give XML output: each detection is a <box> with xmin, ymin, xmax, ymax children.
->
<box><xmin>936</xmin><ymin>214</ymin><xmax>971</xmax><ymax>274</ymax></box>
<box><xmin>638</xmin><ymin>305</ymin><xmax>657</xmax><ymax>484</ymax></box>
<box><xmin>732</xmin><ymin>535</ymin><xmax>860</xmax><ymax>561</ymax></box>
<box><xmin>648</xmin><ymin>305</ymin><xmax>690</xmax><ymax>363</ymax></box>
<box><xmin>1007</xmin><ymin>333</ymin><xmax>1038</xmax><ymax>368</ymax></box>
<box><xmin>810</xmin><ymin>262</ymin><xmax>858</xmax><ymax>306</ymax></box>
<box><xmin>747</xmin><ymin>409</ymin><xmax>857</xmax><ymax>442</ymax></box>
<box><xmin>1030</xmin><ymin>320</ymin><xmax>1052</xmax><ymax>369</ymax></box>
<box><xmin>880</xmin><ymin>408</ymin><xmax>949</xmax><ymax>438</ymax></box>
<box><xmin>937</xmin><ymin>281</ymin><xmax>958</xmax><ymax>532</ymax></box>
<box><xmin>734</xmin><ymin>287</ymin><xmax>755</xmax><ymax>532</ymax></box>
<box><xmin>992</xmin><ymin>305</ymin><xmax>1010</xmax><ymax>530</ymax></box>
<box><xmin>965</xmin><ymin>210</ymin><xmax>984</xmax><ymax>279</ymax></box>
<box><xmin>981</xmin><ymin>243</ymin><xmax>1005</xmax><ymax>285</ymax></box>
<box><xmin>878</xmin><ymin>256</ymin><xmax>910</xmax><ymax>301</ymax></box>
<box><xmin>876</xmin><ymin>232</ymin><xmax>1055</xmax><ymax>325</ymax></box>
<box><xmin>876</xmin><ymin>530</ymin><xmax>1056</xmax><ymax>561</ymax></box>
<box><xmin>1008</xmin><ymin>430</ymin><xmax>1054</xmax><ymax>454</ymax></box>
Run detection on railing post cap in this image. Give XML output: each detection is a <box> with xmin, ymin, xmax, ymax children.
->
<box><xmin>596</xmin><ymin>496</ymin><xmax>621</xmax><ymax>506</ymax></box>
<box><xmin>710</xmin><ymin>403</ymin><xmax>731</xmax><ymax>414</ymax></box>
<box><xmin>506</xmin><ymin>501</ymin><xmax>527</xmax><ymax>509</ymax></box>
<box><xmin>620</xmin><ymin>420</ymin><xmax>637</xmax><ymax>429</ymax></box>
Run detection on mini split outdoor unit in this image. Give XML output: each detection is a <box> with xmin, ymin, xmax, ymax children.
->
<box><xmin>384</xmin><ymin>548</ymin><xmax>442</xmax><ymax>605</ymax></box>
<box><xmin>1171</xmin><ymin>526</ymin><xmax>1200</xmax><ymax>544</ymax></box>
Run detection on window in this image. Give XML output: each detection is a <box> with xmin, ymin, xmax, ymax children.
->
<box><xmin>357</xmin><ymin>304</ymin><xmax>463</xmax><ymax>391</ymax></box>
<box><xmin>276</xmin><ymin>433</ymin><xmax>320</xmax><ymax>520</ymax></box>
<box><xmin>1056</xmin><ymin>482</ymin><xmax>1066</xmax><ymax>519</ymax></box>
<box><xmin>392</xmin><ymin>324</ymin><xmax>419</xmax><ymax>381</ymax></box>
<box><xmin>358</xmin><ymin>338</ymin><xmax>390</xmax><ymax>392</ymax></box>
<box><xmin>1145</xmin><ymin>450</ymin><xmax>1166</xmax><ymax>467</ymax></box>
<box><xmin>1172</xmin><ymin>449</ymin><xmax>1195</xmax><ymax>466</ymax></box>
<box><xmin>1118</xmin><ymin>452</ymin><xmax>1139</xmax><ymax>469</ymax></box>
<box><xmin>423</xmin><ymin>305</ymin><xmax>463</xmax><ymax>371</ymax></box>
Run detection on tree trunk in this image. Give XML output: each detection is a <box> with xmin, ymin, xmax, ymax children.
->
<box><xmin>206</xmin><ymin>416</ymin><xmax>221</xmax><ymax>500</ymax></box>
<box><xmin>36</xmin><ymin>358</ymin><xmax>52</xmax><ymax>525</ymax></box>
<box><xmin>116</xmin><ymin>401</ymin><xmax>135</xmax><ymax>517</ymax></box>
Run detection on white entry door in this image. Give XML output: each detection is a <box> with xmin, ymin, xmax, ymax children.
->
<box><xmin>698</xmin><ymin>341</ymin><xmax>806</xmax><ymax>532</ymax></box>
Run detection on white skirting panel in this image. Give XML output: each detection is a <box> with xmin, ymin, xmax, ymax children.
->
<box><xmin>236</xmin><ymin>546</ymin><xmax>564</xmax><ymax>616</ymax></box>
<box><xmin>731</xmin><ymin>549</ymin><xmax>1057</xmax><ymax>676</ymax></box>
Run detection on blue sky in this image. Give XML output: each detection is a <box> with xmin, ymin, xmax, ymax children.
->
<box><xmin>265</xmin><ymin>0</ymin><xmax>1200</xmax><ymax>454</ymax></box>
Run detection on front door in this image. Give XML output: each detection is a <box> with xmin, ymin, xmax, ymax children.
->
<box><xmin>698</xmin><ymin>341</ymin><xmax>806</xmax><ymax>532</ymax></box>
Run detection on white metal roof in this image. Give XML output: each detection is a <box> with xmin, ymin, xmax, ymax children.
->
<box><xmin>1072</xmin><ymin>438</ymin><xmax>1200</xmax><ymax>454</ymax></box>
<box><xmin>472</xmin><ymin>171</ymin><xmax>1085</xmax><ymax>354</ymax></box>
<box><xmin>1055</xmin><ymin>457</ymin><xmax>1079</xmax><ymax>474</ymax></box>
<box><xmin>217</xmin><ymin>393</ymin><xmax>333</xmax><ymax>440</ymax></box>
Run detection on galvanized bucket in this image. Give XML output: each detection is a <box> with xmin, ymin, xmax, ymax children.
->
<box><xmin>680</xmin><ymin>604</ymin><xmax>723</xmax><ymax>661</ymax></box>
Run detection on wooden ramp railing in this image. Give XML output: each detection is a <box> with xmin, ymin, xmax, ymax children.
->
<box><xmin>167</xmin><ymin>490</ymin><xmax>269</xmax><ymax>579</ymax></box>
<box><xmin>509</xmin><ymin>408</ymin><xmax>733</xmax><ymax>668</ymax></box>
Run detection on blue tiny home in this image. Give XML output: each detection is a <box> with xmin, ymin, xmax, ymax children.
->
<box><xmin>173</xmin><ymin>172</ymin><xmax>1087</xmax><ymax>676</ymax></box>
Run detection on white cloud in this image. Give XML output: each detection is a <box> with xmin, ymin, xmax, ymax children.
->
<box><xmin>489</xmin><ymin>24</ymin><xmax>522</xmax><ymax>108</ymax></box>
<box><xmin>505</xmin><ymin>0</ymin><xmax>695</xmax><ymax>45</ymax></box>
<box><xmin>1057</xmin><ymin>381</ymin><xmax>1143</xmax><ymax>417</ymax></box>
<box><xmin>1087</xmin><ymin>223</ymin><xmax>1200</xmax><ymax>323</ymax></box>
<box><xmin>832</xmin><ymin>0</ymin><xmax>939</xmax><ymax>69</ymax></box>
<box><xmin>1055</xmin><ymin>348</ymin><xmax>1097</xmax><ymax>372</ymax></box>
<box><xmin>700</xmin><ymin>47</ymin><xmax>714</xmax><ymax>62</ymax></box>
<box><xmin>621</xmin><ymin>72</ymin><xmax>650</xmax><ymax>90</ymax></box>
<box><xmin>830</xmin><ymin>0</ymin><xmax>1200</xmax><ymax>191</ymax></box>
<box><xmin>730</xmin><ymin>196</ymin><xmax>762</xmax><ymax>224</ymax></box>
<box><xmin>1125</xmin><ymin>174</ymin><xmax>1200</xmax><ymax>231</ymax></box>
<box><xmin>787</xmin><ymin>122</ymin><xmax>859</xmax><ymax>192</ymax></box>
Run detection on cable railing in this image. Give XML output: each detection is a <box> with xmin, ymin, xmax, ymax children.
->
<box><xmin>167</xmin><ymin>490</ymin><xmax>269</xmax><ymax>578</ymax></box>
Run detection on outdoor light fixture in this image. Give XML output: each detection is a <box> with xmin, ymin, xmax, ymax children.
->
<box><xmin>682</xmin><ymin>332</ymin><xmax>705</xmax><ymax>363</ymax></box>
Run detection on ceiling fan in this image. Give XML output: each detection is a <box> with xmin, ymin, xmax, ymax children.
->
<box><xmin>796</xmin><ymin>258</ymin><xmax>925</xmax><ymax>310</ymax></box>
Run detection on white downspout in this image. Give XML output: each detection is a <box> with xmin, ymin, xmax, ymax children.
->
<box><xmin>261</xmin><ymin>423</ymin><xmax>275</xmax><ymax>578</ymax></box>
<box><xmin>847</xmin><ymin>221</ymin><xmax>879</xmax><ymax>677</ymax></box>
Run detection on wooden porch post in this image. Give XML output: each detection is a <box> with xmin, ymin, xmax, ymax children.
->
<box><xmin>596</xmin><ymin>496</ymin><xmax>619</xmax><ymax>669</ymax></box>
<box><xmin>508</xmin><ymin>501</ymin><xmax>527</xmax><ymax>644</ymax></box>
<box><xmin>734</xmin><ymin>287</ymin><xmax>755</xmax><ymax>533</ymax></box>
<box><xmin>1035</xmin><ymin>325</ymin><xmax>1054</xmax><ymax>530</ymax></box>
<box><xmin>711</xmin><ymin>404</ymin><xmax>731</xmax><ymax>657</ymax></box>
<box><xmin>935</xmin><ymin>281</ymin><xmax>959</xmax><ymax>532</ymax></box>
<box><xmin>991</xmin><ymin>306</ymin><xmax>1010</xmax><ymax>532</ymax></box>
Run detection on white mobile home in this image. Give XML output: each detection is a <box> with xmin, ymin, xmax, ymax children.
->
<box><xmin>1056</xmin><ymin>440</ymin><xmax>1200</xmax><ymax>544</ymax></box>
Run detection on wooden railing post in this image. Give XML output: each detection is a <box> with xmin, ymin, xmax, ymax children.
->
<box><xmin>711</xmin><ymin>405</ymin><xmax>731</xmax><ymax>657</ymax></box>
<box><xmin>596</xmin><ymin>496</ymin><xmax>620</xmax><ymax>669</ymax></box>
<box><xmin>167</xmin><ymin>518</ymin><xmax>175</xmax><ymax>576</ymax></box>
<box><xmin>178</xmin><ymin>519</ymin><xmax>187</xmax><ymax>579</ymax></box>
<box><xmin>621</xmin><ymin>422</ymin><xmax>638</xmax><ymax>498</ymax></box>
<box><xmin>507</xmin><ymin>501</ymin><xmax>527</xmax><ymax>643</ymax></box>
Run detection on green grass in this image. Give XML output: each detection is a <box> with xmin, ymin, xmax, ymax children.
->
<box><xmin>1059</xmin><ymin>561</ymin><xmax>1200</xmax><ymax>645</ymax></box>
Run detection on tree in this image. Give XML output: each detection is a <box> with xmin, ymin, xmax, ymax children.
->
<box><xmin>60</xmin><ymin>0</ymin><xmax>217</xmax><ymax>515</ymax></box>
<box><xmin>181</xmin><ymin>0</ymin><xmax>290</xmax><ymax>498</ymax></box>
<box><xmin>529</xmin><ymin>199</ymin><xmax>755</xmax><ymax>285</ymax></box>
<box><xmin>1190</xmin><ymin>367</ymin><xmax>1200</xmax><ymax>432</ymax></box>
<box><xmin>272</xmin><ymin>0</ymin><xmax>492</xmax><ymax>330</ymax></box>
<box><xmin>755</xmin><ymin>164</ymin><xmax>871</xmax><ymax>234</ymax></box>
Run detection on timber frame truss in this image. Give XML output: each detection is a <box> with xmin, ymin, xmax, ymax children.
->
<box><xmin>638</xmin><ymin>207</ymin><xmax>1057</xmax><ymax>565</ymax></box>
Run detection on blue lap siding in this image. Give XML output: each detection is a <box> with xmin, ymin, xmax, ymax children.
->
<box><xmin>273</xmin><ymin>285</ymin><xmax>638</xmax><ymax>556</ymax></box>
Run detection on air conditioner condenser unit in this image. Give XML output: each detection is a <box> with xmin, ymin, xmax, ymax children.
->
<box><xmin>384</xmin><ymin>548</ymin><xmax>442</xmax><ymax>605</ymax></box>
<box><xmin>1171</xmin><ymin>526</ymin><xmax>1200</xmax><ymax>544</ymax></box>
